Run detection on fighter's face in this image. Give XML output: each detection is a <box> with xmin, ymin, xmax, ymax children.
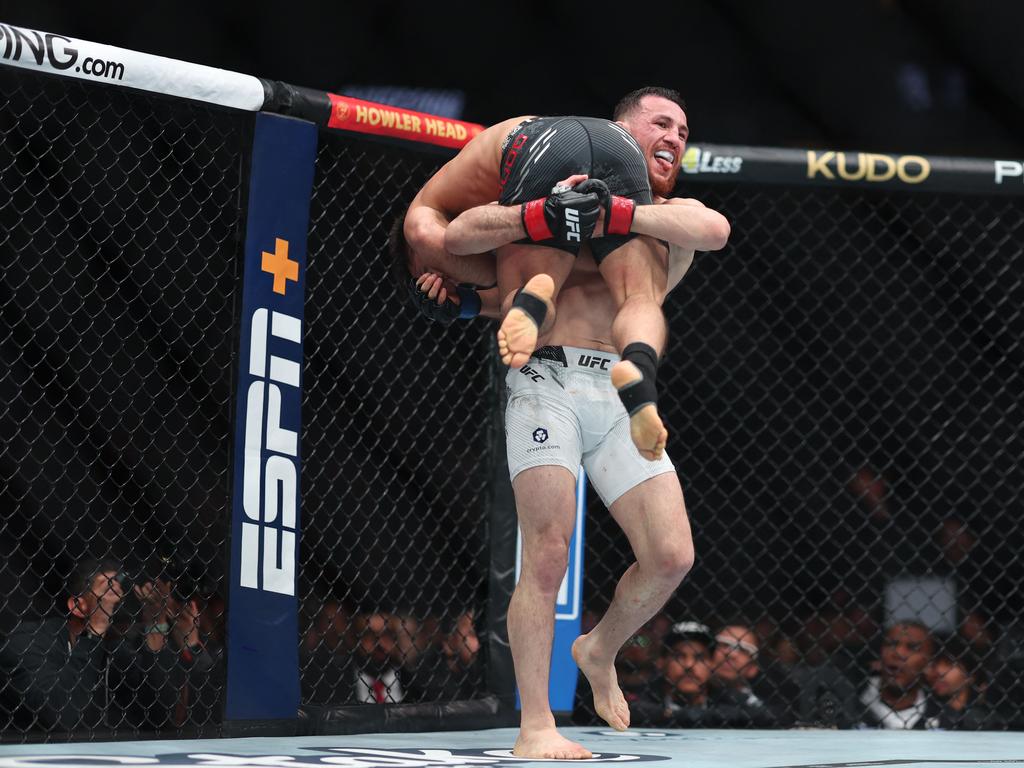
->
<box><xmin>618</xmin><ymin>95</ymin><xmax>688</xmax><ymax>198</ymax></box>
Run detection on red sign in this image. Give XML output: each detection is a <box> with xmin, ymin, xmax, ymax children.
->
<box><xmin>327</xmin><ymin>93</ymin><xmax>484</xmax><ymax>150</ymax></box>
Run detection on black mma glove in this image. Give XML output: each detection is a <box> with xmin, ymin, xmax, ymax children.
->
<box><xmin>520</xmin><ymin>185</ymin><xmax>600</xmax><ymax>244</ymax></box>
<box><xmin>575</xmin><ymin>178</ymin><xmax>636</xmax><ymax>235</ymax></box>
<box><xmin>406</xmin><ymin>277</ymin><xmax>481</xmax><ymax>325</ymax></box>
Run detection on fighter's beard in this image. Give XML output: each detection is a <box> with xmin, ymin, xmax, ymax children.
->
<box><xmin>650</xmin><ymin>163</ymin><xmax>680</xmax><ymax>197</ymax></box>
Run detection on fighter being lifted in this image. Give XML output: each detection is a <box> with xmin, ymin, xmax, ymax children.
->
<box><xmin>399</xmin><ymin>89</ymin><xmax>728</xmax><ymax>461</ymax></box>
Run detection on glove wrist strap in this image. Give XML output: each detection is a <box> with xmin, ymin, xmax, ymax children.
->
<box><xmin>522</xmin><ymin>199</ymin><xmax>553</xmax><ymax>241</ymax></box>
<box><xmin>607</xmin><ymin>197</ymin><xmax>636</xmax><ymax>235</ymax></box>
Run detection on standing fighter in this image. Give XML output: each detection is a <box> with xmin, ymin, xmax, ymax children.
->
<box><xmin>391</xmin><ymin>87</ymin><xmax>729</xmax><ymax>759</ymax></box>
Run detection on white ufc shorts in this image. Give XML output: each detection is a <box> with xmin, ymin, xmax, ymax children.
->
<box><xmin>505</xmin><ymin>345</ymin><xmax>676</xmax><ymax>507</ymax></box>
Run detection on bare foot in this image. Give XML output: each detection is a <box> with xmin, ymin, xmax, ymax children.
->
<box><xmin>497</xmin><ymin>273</ymin><xmax>555</xmax><ymax>368</ymax></box>
<box><xmin>610</xmin><ymin>361</ymin><xmax>667</xmax><ymax>461</ymax></box>
<box><xmin>513</xmin><ymin>727</ymin><xmax>593</xmax><ymax>760</ymax></box>
<box><xmin>572</xmin><ymin>633</ymin><xmax>630</xmax><ymax>732</ymax></box>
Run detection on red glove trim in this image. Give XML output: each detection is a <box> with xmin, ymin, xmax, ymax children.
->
<box><xmin>606</xmin><ymin>196</ymin><xmax>636</xmax><ymax>235</ymax></box>
<box><xmin>522</xmin><ymin>199</ymin><xmax>553</xmax><ymax>241</ymax></box>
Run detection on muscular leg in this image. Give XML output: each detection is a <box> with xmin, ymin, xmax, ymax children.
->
<box><xmin>598</xmin><ymin>237</ymin><xmax>670</xmax><ymax>460</ymax></box>
<box><xmin>510</xmin><ymin>465</ymin><xmax>593</xmax><ymax>760</ymax></box>
<box><xmin>496</xmin><ymin>243</ymin><xmax>575</xmax><ymax>368</ymax></box>
<box><xmin>573</xmin><ymin>472</ymin><xmax>693</xmax><ymax>730</ymax></box>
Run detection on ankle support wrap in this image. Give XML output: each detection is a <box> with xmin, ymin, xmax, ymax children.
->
<box><xmin>617</xmin><ymin>342</ymin><xmax>660</xmax><ymax>415</ymax></box>
<box><xmin>511</xmin><ymin>288</ymin><xmax>547</xmax><ymax>328</ymax></box>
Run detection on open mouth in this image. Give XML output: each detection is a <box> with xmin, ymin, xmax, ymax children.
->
<box><xmin>653</xmin><ymin>149</ymin><xmax>675</xmax><ymax>172</ymax></box>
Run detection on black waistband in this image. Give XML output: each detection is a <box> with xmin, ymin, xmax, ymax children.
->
<box><xmin>533</xmin><ymin>346</ymin><xmax>568</xmax><ymax>366</ymax></box>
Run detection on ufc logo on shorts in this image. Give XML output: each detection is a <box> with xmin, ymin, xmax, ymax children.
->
<box><xmin>565</xmin><ymin>208</ymin><xmax>581</xmax><ymax>242</ymax></box>
<box><xmin>520</xmin><ymin>364</ymin><xmax>545</xmax><ymax>382</ymax></box>
<box><xmin>240</xmin><ymin>307</ymin><xmax>301</xmax><ymax>595</ymax></box>
<box><xmin>578</xmin><ymin>354</ymin><xmax>610</xmax><ymax>370</ymax></box>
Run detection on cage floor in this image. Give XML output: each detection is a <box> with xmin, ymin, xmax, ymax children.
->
<box><xmin>1</xmin><ymin>728</ymin><xmax>1022</xmax><ymax>767</ymax></box>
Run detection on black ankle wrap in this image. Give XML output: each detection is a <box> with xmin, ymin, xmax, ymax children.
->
<box><xmin>617</xmin><ymin>342</ymin><xmax>659</xmax><ymax>415</ymax></box>
<box><xmin>512</xmin><ymin>288</ymin><xmax>548</xmax><ymax>328</ymax></box>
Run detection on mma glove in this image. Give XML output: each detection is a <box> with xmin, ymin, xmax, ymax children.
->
<box><xmin>575</xmin><ymin>178</ymin><xmax>636</xmax><ymax>236</ymax></box>
<box><xmin>406</xmin><ymin>278</ymin><xmax>481</xmax><ymax>325</ymax></box>
<box><xmin>520</xmin><ymin>186</ymin><xmax>601</xmax><ymax>244</ymax></box>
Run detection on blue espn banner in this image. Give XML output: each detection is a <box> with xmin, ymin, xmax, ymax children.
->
<box><xmin>226</xmin><ymin>112</ymin><xmax>317</xmax><ymax>720</ymax></box>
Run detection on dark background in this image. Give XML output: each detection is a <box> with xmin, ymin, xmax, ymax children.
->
<box><xmin>5</xmin><ymin>0</ymin><xmax>1024</xmax><ymax>157</ymax></box>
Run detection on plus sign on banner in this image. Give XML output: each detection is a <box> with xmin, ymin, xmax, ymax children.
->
<box><xmin>261</xmin><ymin>237</ymin><xmax>299</xmax><ymax>295</ymax></box>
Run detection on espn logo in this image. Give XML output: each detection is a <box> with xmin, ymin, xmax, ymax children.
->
<box><xmin>565</xmin><ymin>208</ymin><xmax>581</xmax><ymax>242</ymax></box>
<box><xmin>240</xmin><ymin>307</ymin><xmax>301</xmax><ymax>595</ymax></box>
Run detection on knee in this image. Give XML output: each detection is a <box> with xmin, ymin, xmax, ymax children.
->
<box><xmin>521</xmin><ymin>534</ymin><xmax>571</xmax><ymax>594</ymax></box>
<box><xmin>649</xmin><ymin>539</ymin><xmax>694</xmax><ymax>583</ymax></box>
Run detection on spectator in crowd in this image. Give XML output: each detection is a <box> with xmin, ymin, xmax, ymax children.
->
<box><xmin>631</xmin><ymin>621</ymin><xmax>713</xmax><ymax>725</ymax></box>
<box><xmin>303</xmin><ymin>598</ymin><xmax>353</xmax><ymax>654</ymax></box>
<box><xmin>390</xmin><ymin>612</ymin><xmax>435</xmax><ymax>673</ymax></box>
<box><xmin>407</xmin><ymin>610</ymin><xmax>483</xmax><ymax>702</ymax></box>
<box><xmin>859</xmin><ymin>621</ymin><xmax>939</xmax><ymax>728</ymax></box>
<box><xmin>711</xmin><ymin>625</ymin><xmax>762</xmax><ymax>704</ymax></box>
<box><xmin>300</xmin><ymin>598</ymin><xmax>354</xmax><ymax>705</ymax></box>
<box><xmin>925</xmin><ymin>644</ymin><xmax>1000</xmax><ymax>729</ymax></box>
<box><xmin>0</xmin><ymin>558</ymin><xmax>124</xmax><ymax>731</ymax></box>
<box><xmin>197</xmin><ymin>590</ymin><xmax>226</xmax><ymax>646</ymax></box>
<box><xmin>631</xmin><ymin>620</ymin><xmax>775</xmax><ymax>727</ymax></box>
<box><xmin>113</xmin><ymin>566</ymin><xmax>224</xmax><ymax>729</ymax></box>
<box><xmin>350</xmin><ymin>612</ymin><xmax>405</xmax><ymax>704</ymax></box>
<box><xmin>711</xmin><ymin>623</ymin><xmax>799</xmax><ymax>726</ymax></box>
<box><xmin>616</xmin><ymin>614</ymin><xmax>670</xmax><ymax>704</ymax></box>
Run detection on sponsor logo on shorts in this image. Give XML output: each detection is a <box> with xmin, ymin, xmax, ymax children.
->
<box><xmin>578</xmin><ymin>354</ymin><xmax>610</xmax><ymax>370</ymax></box>
<box><xmin>500</xmin><ymin>132</ymin><xmax>529</xmax><ymax>189</ymax></box>
<box><xmin>532</xmin><ymin>427</ymin><xmax>548</xmax><ymax>443</ymax></box>
<box><xmin>806</xmin><ymin>151</ymin><xmax>930</xmax><ymax>184</ymax></box>
<box><xmin>519</xmin><ymin>364</ymin><xmax>545</xmax><ymax>382</ymax></box>
<box><xmin>681</xmin><ymin>146</ymin><xmax>742</xmax><ymax>175</ymax></box>
<box><xmin>995</xmin><ymin>160</ymin><xmax>1024</xmax><ymax>184</ymax></box>
<box><xmin>0</xmin><ymin>24</ymin><xmax>126</xmax><ymax>81</ymax></box>
<box><xmin>0</xmin><ymin>748</ymin><xmax>667</xmax><ymax>767</ymax></box>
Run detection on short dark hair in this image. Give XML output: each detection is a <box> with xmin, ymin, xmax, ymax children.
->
<box><xmin>68</xmin><ymin>557</ymin><xmax>122</xmax><ymax>598</ymax></box>
<box><xmin>613</xmin><ymin>87</ymin><xmax>687</xmax><ymax>121</ymax></box>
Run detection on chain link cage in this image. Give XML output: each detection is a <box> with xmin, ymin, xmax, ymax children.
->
<box><xmin>0</xmin><ymin>68</ymin><xmax>243</xmax><ymax>740</ymax></box>
<box><xmin>299</xmin><ymin>132</ymin><xmax>495</xmax><ymax>713</ymax></box>
<box><xmin>576</xmin><ymin>183</ymin><xmax>1024</xmax><ymax>730</ymax></box>
<box><xmin>0</xmin><ymin>65</ymin><xmax>497</xmax><ymax>742</ymax></box>
<box><xmin>4</xmin><ymin>54</ymin><xmax>1024</xmax><ymax>742</ymax></box>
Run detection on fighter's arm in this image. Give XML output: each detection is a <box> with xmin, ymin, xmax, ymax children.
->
<box><xmin>403</xmin><ymin>192</ymin><xmax>499</xmax><ymax>288</ymax></box>
<box><xmin>622</xmin><ymin>195</ymin><xmax>730</xmax><ymax>253</ymax></box>
<box><xmin>655</xmin><ymin>198</ymin><xmax>705</xmax><ymax>292</ymax></box>
<box><xmin>444</xmin><ymin>173</ymin><xmax>598</xmax><ymax>255</ymax></box>
<box><xmin>443</xmin><ymin>202</ymin><xmax>524</xmax><ymax>255</ymax></box>
<box><xmin>416</xmin><ymin>272</ymin><xmax>503</xmax><ymax>321</ymax></box>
